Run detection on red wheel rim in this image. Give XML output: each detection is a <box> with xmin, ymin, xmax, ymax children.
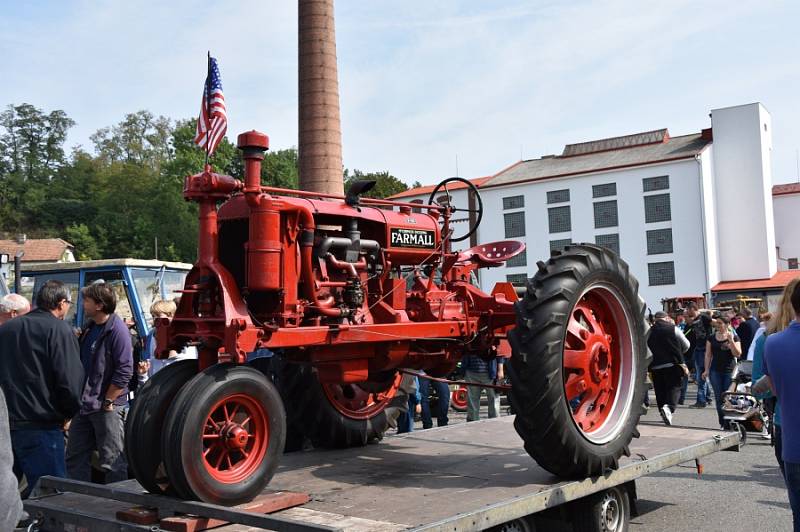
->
<box><xmin>201</xmin><ymin>394</ymin><xmax>269</xmax><ymax>483</ymax></box>
<box><xmin>451</xmin><ymin>385</ymin><xmax>468</xmax><ymax>409</ymax></box>
<box><xmin>322</xmin><ymin>374</ymin><xmax>402</xmax><ymax>420</ymax></box>
<box><xmin>563</xmin><ymin>284</ymin><xmax>635</xmax><ymax>443</ymax></box>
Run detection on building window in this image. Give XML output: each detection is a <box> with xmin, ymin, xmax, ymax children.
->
<box><xmin>504</xmin><ymin>212</ymin><xmax>526</xmax><ymax>238</ymax></box>
<box><xmin>503</xmin><ymin>195</ymin><xmax>524</xmax><ymax>210</ymax></box>
<box><xmin>593</xmin><ymin>200</ymin><xmax>618</xmax><ymax>228</ymax></box>
<box><xmin>595</xmin><ymin>233</ymin><xmax>620</xmax><ymax>255</ymax></box>
<box><xmin>506</xmin><ymin>273</ymin><xmax>528</xmax><ymax>286</ymax></box>
<box><xmin>789</xmin><ymin>258</ymin><xmax>799</xmax><ymax>270</ymax></box>
<box><xmin>546</xmin><ymin>189</ymin><xmax>570</xmax><ymax>204</ymax></box>
<box><xmin>646</xmin><ymin>228</ymin><xmax>673</xmax><ymax>255</ymax></box>
<box><xmin>592</xmin><ymin>183</ymin><xmax>617</xmax><ymax>198</ymax></box>
<box><xmin>550</xmin><ymin>238</ymin><xmax>572</xmax><ymax>252</ymax></box>
<box><xmin>506</xmin><ymin>249</ymin><xmax>527</xmax><ymax>267</ymax></box>
<box><xmin>548</xmin><ymin>206</ymin><xmax>571</xmax><ymax>233</ymax></box>
<box><xmin>410</xmin><ymin>199</ymin><xmax>423</xmax><ymax>214</ymax></box>
<box><xmin>643</xmin><ymin>175</ymin><xmax>669</xmax><ymax>192</ymax></box>
<box><xmin>648</xmin><ymin>261</ymin><xmax>675</xmax><ymax>286</ymax></box>
<box><xmin>644</xmin><ymin>193</ymin><xmax>671</xmax><ymax>223</ymax></box>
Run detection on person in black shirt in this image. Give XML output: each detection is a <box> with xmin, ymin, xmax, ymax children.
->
<box><xmin>0</xmin><ymin>280</ymin><xmax>84</xmax><ymax>497</ymax></box>
<box><xmin>736</xmin><ymin>308</ymin><xmax>760</xmax><ymax>357</ymax></box>
<box><xmin>685</xmin><ymin>305</ymin><xmax>713</xmax><ymax>408</ymax></box>
<box><xmin>702</xmin><ymin>315</ymin><xmax>742</xmax><ymax>429</ymax></box>
<box><xmin>647</xmin><ymin>312</ymin><xmax>690</xmax><ymax>425</ymax></box>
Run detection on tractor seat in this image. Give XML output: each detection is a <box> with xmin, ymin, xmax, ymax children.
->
<box><xmin>457</xmin><ymin>240</ymin><xmax>526</xmax><ymax>268</ymax></box>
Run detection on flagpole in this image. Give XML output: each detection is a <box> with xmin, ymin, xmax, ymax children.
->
<box><xmin>205</xmin><ymin>51</ymin><xmax>211</xmax><ymax>167</ymax></box>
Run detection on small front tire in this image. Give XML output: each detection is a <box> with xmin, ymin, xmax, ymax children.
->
<box><xmin>162</xmin><ymin>364</ymin><xmax>286</xmax><ymax>505</ymax></box>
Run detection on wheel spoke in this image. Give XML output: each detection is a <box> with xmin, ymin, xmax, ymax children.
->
<box><xmin>202</xmin><ymin>433</ymin><xmax>220</xmax><ymax>440</ymax></box>
<box><xmin>566</xmin><ymin>314</ymin><xmax>588</xmax><ymax>346</ymax></box>
<box><xmin>214</xmin><ymin>449</ymin><xmax>226</xmax><ymax>469</ymax></box>
<box><xmin>564</xmin><ymin>348</ymin><xmax>590</xmax><ymax>374</ymax></box>
<box><xmin>582</xmin><ymin>301</ymin><xmax>604</xmax><ymax>334</ymax></box>
<box><xmin>203</xmin><ymin>443</ymin><xmax>217</xmax><ymax>458</ymax></box>
<box><xmin>223</xmin><ymin>404</ymin><xmax>230</xmax><ymax>422</ymax></box>
<box><xmin>565</xmin><ymin>374</ymin><xmax>587</xmax><ymax>400</ymax></box>
<box><xmin>229</xmin><ymin>402</ymin><xmax>240</xmax><ymax>420</ymax></box>
<box><xmin>573</xmin><ymin>383</ymin><xmax>601</xmax><ymax>426</ymax></box>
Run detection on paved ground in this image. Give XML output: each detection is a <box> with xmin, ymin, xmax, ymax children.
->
<box><xmin>399</xmin><ymin>388</ymin><xmax>792</xmax><ymax>531</ymax></box>
<box><xmin>631</xmin><ymin>390</ymin><xmax>791</xmax><ymax>532</ymax></box>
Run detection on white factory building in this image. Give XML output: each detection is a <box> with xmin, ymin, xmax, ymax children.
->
<box><xmin>392</xmin><ymin>103</ymin><xmax>800</xmax><ymax>311</ymax></box>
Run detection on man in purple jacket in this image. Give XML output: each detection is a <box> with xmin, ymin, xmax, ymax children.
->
<box><xmin>66</xmin><ymin>282</ymin><xmax>133</xmax><ymax>483</ymax></box>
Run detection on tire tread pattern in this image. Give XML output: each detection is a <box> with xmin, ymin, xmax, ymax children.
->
<box><xmin>509</xmin><ymin>244</ymin><xmax>651</xmax><ymax>478</ymax></box>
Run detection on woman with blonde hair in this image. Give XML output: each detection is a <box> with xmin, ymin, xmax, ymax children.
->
<box><xmin>752</xmin><ymin>277</ymin><xmax>800</xmax><ymax>477</ymax></box>
<box><xmin>136</xmin><ymin>299</ymin><xmax>178</xmax><ymax>382</ymax></box>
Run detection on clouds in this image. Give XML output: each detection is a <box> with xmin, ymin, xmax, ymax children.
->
<box><xmin>3</xmin><ymin>1</ymin><xmax>799</xmax><ymax>185</ymax></box>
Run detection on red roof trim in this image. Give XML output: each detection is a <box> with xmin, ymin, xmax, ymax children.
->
<box><xmin>710</xmin><ymin>270</ymin><xmax>800</xmax><ymax>292</ymax></box>
<box><xmin>389</xmin><ymin>176</ymin><xmax>491</xmax><ymax>199</ymax></box>
<box><xmin>773</xmin><ymin>183</ymin><xmax>800</xmax><ymax>197</ymax></box>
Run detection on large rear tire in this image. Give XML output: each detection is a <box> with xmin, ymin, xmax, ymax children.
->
<box><xmin>509</xmin><ymin>244</ymin><xmax>649</xmax><ymax>478</ymax></box>
<box><xmin>282</xmin><ymin>364</ymin><xmax>412</xmax><ymax>448</ymax></box>
<box><xmin>162</xmin><ymin>364</ymin><xmax>286</xmax><ymax>505</ymax></box>
<box><xmin>125</xmin><ymin>359</ymin><xmax>197</xmax><ymax>495</ymax></box>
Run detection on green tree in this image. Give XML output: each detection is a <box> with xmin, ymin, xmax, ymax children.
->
<box><xmin>344</xmin><ymin>169</ymin><xmax>408</xmax><ymax>199</ymax></box>
<box><xmin>0</xmin><ymin>103</ymin><xmax>75</xmax><ymax>182</ymax></box>
<box><xmin>0</xmin><ymin>103</ymin><xmax>76</xmax><ymax>231</ymax></box>
<box><xmin>64</xmin><ymin>223</ymin><xmax>100</xmax><ymax>260</ymax></box>
<box><xmin>90</xmin><ymin>110</ymin><xmax>172</xmax><ymax>169</ymax></box>
<box><xmin>261</xmin><ymin>148</ymin><xmax>298</xmax><ymax>189</ymax></box>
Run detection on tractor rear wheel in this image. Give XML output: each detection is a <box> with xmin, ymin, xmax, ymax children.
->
<box><xmin>450</xmin><ymin>384</ymin><xmax>468</xmax><ymax>412</ymax></box>
<box><xmin>509</xmin><ymin>244</ymin><xmax>649</xmax><ymax>478</ymax></box>
<box><xmin>282</xmin><ymin>364</ymin><xmax>412</xmax><ymax>448</ymax></box>
<box><xmin>125</xmin><ymin>359</ymin><xmax>197</xmax><ymax>495</ymax></box>
<box><xmin>161</xmin><ymin>364</ymin><xmax>285</xmax><ymax>505</ymax></box>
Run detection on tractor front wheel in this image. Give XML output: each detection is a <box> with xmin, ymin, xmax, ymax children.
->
<box><xmin>125</xmin><ymin>359</ymin><xmax>198</xmax><ymax>495</ymax></box>
<box><xmin>161</xmin><ymin>364</ymin><xmax>285</xmax><ymax>505</ymax></box>
<box><xmin>509</xmin><ymin>244</ymin><xmax>649</xmax><ymax>478</ymax></box>
<box><xmin>282</xmin><ymin>364</ymin><xmax>412</xmax><ymax>448</ymax></box>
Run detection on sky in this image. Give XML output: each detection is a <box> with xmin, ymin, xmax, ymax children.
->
<box><xmin>2</xmin><ymin>1</ymin><xmax>799</xmax><ymax>186</ymax></box>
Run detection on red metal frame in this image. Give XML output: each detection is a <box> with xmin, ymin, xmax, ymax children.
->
<box><xmin>156</xmin><ymin>129</ymin><xmax>520</xmax><ymax>385</ymax></box>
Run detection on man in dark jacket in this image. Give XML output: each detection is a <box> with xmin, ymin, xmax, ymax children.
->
<box><xmin>66</xmin><ymin>282</ymin><xmax>133</xmax><ymax>483</ymax></box>
<box><xmin>736</xmin><ymin>308</ymin><xmax>760</xmax><ymax>357</ymax></box>
<box><xmin>0</xmin><ymin>280</ymin><xmax>84</xmax><ymax>497</ymax></box>
<box><xmin>647</xmin><ymin>312</ymin><xmax>690</xmax><ymax>426</ymax></box>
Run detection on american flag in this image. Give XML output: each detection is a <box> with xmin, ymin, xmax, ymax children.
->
<box><xmin>194</xmin><ymin>56</ymin><xmax>227</xmax><ymax>156</ymax></box>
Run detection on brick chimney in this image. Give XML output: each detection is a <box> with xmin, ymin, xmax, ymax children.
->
<box><xmin>298</xmin><ymin>0</ymin><xmax>344</xmax><ymax>195</ymax></box>
<box><xmin>15</xmin><ymin>234</ymin><xmax>26</xmax><ymax>244</ymax></box>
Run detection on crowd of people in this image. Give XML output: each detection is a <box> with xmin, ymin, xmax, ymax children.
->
<box><xmin>0</xmin><ymin>281</ymin><xmax>188</xmax><ymax>529</ymax></box>
<box><xmin>646</xmin><ymin>280</ymin><xmax>800</xmax><ymax>530</ymax></box>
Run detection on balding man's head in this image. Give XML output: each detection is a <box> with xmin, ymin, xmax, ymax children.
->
<box><xmin>0</xmin><ymin>293</ymin><xmax>31</xmax><ymax>324</ymax></box>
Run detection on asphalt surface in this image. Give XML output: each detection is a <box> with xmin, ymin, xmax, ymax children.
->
<box><xmin>403</xmin><ymin>388</ymin><xmax>793</xmax><ymax>531</ymax></box>
<box><xmin>631</xmin><ymin>389</ymin><xmax>791</xmax><ymax>532</ymax></box>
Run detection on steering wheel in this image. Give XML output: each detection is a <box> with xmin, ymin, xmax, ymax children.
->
<box><xmin>427</xmin><ymin>177</ymin><xmax>484</xmax><ymax>243</ymax></box>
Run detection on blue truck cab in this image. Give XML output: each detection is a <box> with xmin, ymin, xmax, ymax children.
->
<box><xmin>19</xmin><ymin>259</ymin><xmax>191</xmax><ymax>337</ymax></box>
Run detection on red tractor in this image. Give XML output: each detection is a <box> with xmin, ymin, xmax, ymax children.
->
<box><xmin>125</xmin><ymin>131</ymin><xmax>649</xmax><ymax>505</ymax></box>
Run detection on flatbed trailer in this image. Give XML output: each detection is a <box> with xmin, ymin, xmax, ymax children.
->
<box><xmin>22</xmin><ymin>417</ymin><xmax>740</xmax><ymax>532</ymax></box>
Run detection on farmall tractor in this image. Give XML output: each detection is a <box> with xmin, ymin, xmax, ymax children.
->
<box><xmin>125</xmin><ymin>131</ymin><xmax>649</xmax><ymax>505</ymax></box>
